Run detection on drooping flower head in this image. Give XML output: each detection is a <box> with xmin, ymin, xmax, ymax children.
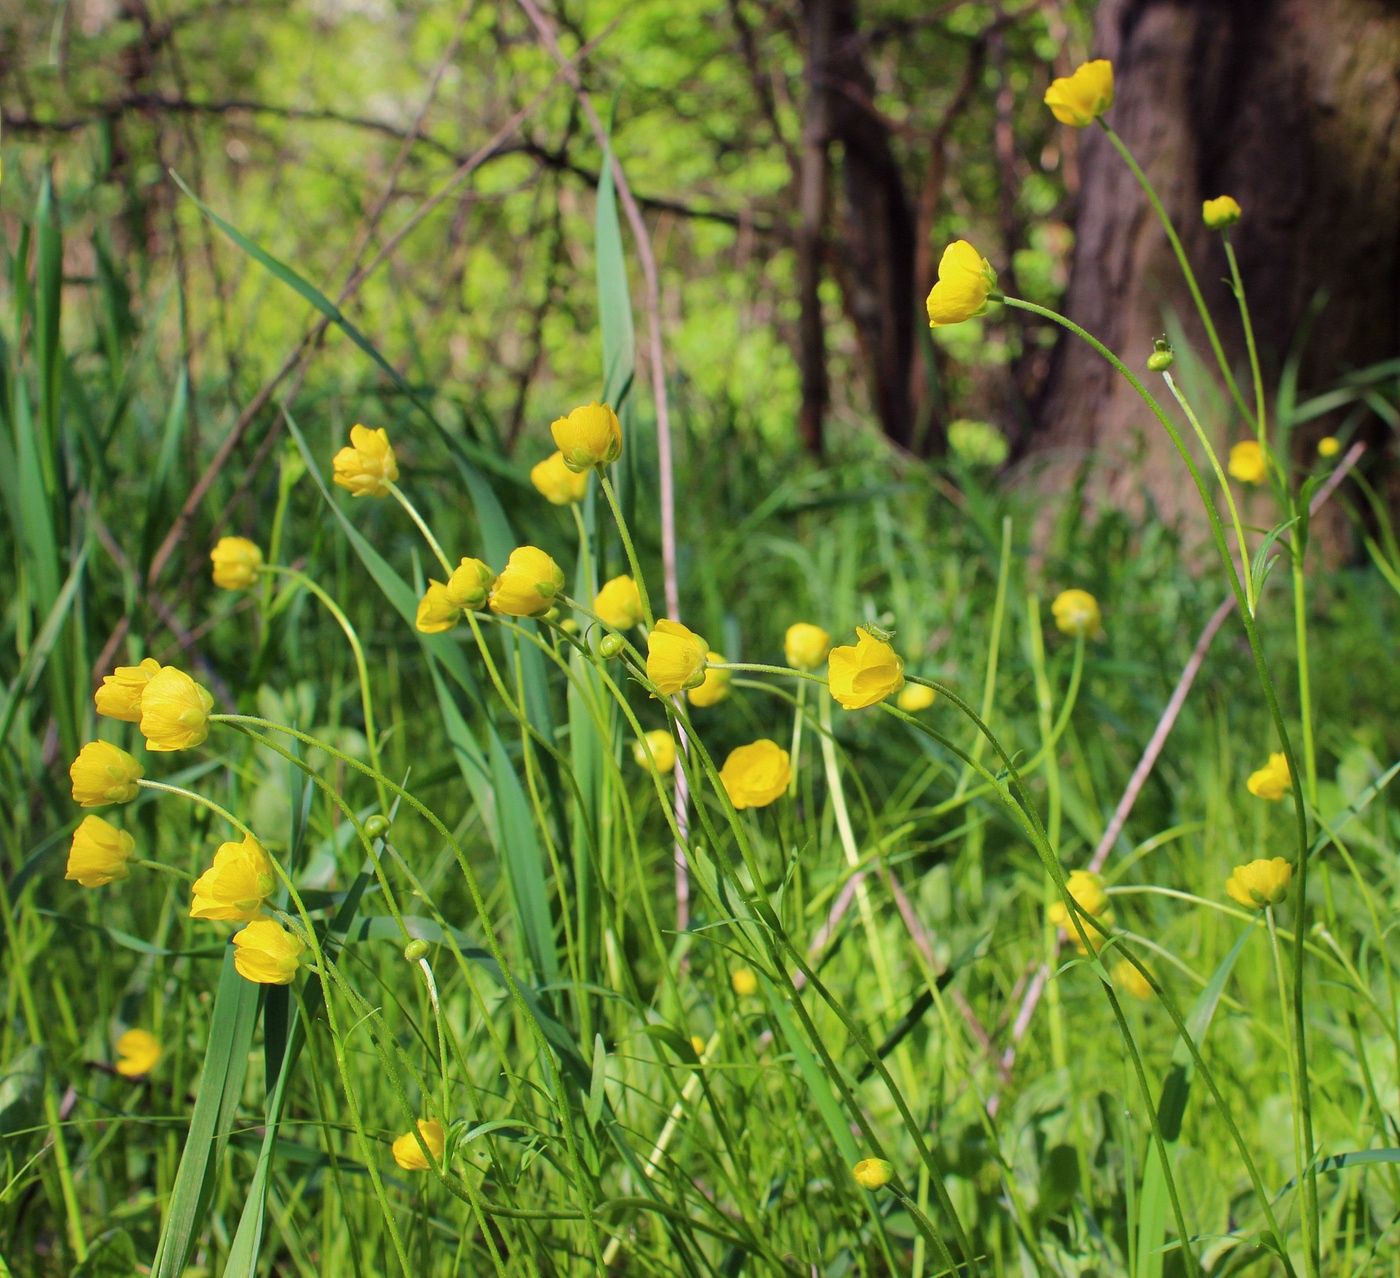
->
<box><xmin>1202</xmin><ymin>195</ymin><xmax>1242</xmax><ymax>230</ymax></box>
<box><xmin>719</xmin><ymin>739</ymin><xmax>791</xmax><ymax>809</ymax></box>
<box><xmin>926</xmin><ymin>241</ymin><xmax>998</xmax><ymax>328</ymax></box>
<box><xmin>139</xmin><ymin>666</ymin><xmax>215</xmax><ymax>752</ymax></box>
<box><xmin>1226</xmin><ymin>857</ymin><xmax>1292</xmax><ymax>909</ymax></box>
<box><xmin>1228</xmin><ymin>440</ymin><xmax>1268</xmax><ymax>485</ymax></box>
<box><xmin>115</xmin><ymin>1028</ymin><xmax>162</xmax><ymax>1077</ymax></box>
<box><xmin>896</xmin><ymin>683</ymin><xmax>937</xmax><ymax>713</ymax></box>
<box><xmin>416</xmin><ymin>581</ymin><xmax>461</xmax><ymax>635</ymax></box>
<box><xmin>488</xmin><ymin>546</ymin><xmax>565</xmax><ymax>618</ymax></box>
<box><xmin>827</xmin><ymin>628</ymin><xmax>904</xmax><ymax>709</ymax></box>
<box><xmin>595</xmin><ymin>575</ymin><xmax>644</xmax><ymax>630</ymax></box>
<box><xmin>687</xmin><ymin>652</ymin><xmax>732</xmax><ymax>708</ymax></box>
<box><xmin>332</xmin><ymin>424</ymin><xmax>399</xmax><ymax>498</ymax></box>
<box><xmin>646</xmin><ymin>619</ymin><xmax>709</xmax><ymax>696</ymax></box>
<box><xmin>232</xmin><ymin>919</ymin><xmax>305</xmax><ymax>985</ymax></box>
<box><xmin>852</xmin><ymin>1158</ymin><xmax>894</xmax><ymax>1191</ymax></box>
<box><xmin>551</xmin><ymin>401</ymin><xmax>622</xmax><ymax>472</ymax></box>
<box><xmin>95</xmin><ymin>657</ymin><xmax>161</xmax><ymax>723</ymax></box>
<box><xmin>1246</xmin><ymin>752</ymin><xmax>1291</xmax><ymax>801</ymax></box>
<box><xmin>1044</xmin><ymin>59</ymin><xmax>1114</xmax><ymax>127</ymax></box>
<box><xmin>530</xmin><ymin>451</ymin><xmax>590</xmax><ymax>505</ymax></box>
<box><xmin>66</xmin><ymin>815</ymin><xmax>136</xmax><ymax>888</ymax></box>
<box><xmin>392</xmin><ymin>1117</ymin><xmax>446</xmax><ymax>1170</ymax></box>
<box><xmin>784</xmin><ymin>623</ymin><xmax>831</xmax><ymax>671</ymax></box>
<box><xmin>446</xmin><ymin>558</ymin><xmax>493</xmax><ymax>610</ymax></box>
<box><xmin>632</xmin><ymin>729</ymin><xmax>677</xmax><ymax>774</ymax></box>
<box><xmin>1051</xmin><ymin>589</ymin><xmax>1103</xmax><ymax>639</ymax></box>
<box><xmin>209</xmin><ymin>537</ymin><xmax>264</xmax><ymax>590</ymax></box>
<box><xmin>191</xmin><ymin>834</ymin><xmax>276</xmax><ymax>922</ymax></box>
<box><xmin>70</xmin><ymin>741</ymin><xmax>143</xmax><ymax>807</ymax></box>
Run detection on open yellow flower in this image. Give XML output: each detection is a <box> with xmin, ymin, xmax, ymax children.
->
<box><xmin>719</xmin><ymin>739</ymin><xmax>791</xmax><ymax>809</ymax></box>
<box><xmin>392</xmin><ymin>1117</ymin><xmax>446</xmax><ymax>1171</ymax></box>
<box><xmin>632</xmin><ymin>729</ymin><xmax>676</xmax><ymax>774</ymax></box>
<box><xmin>1044</xmin><ymin>59</ymin><xmax>1114</xmax><ymax>126</ymax></box>
<box><xmin>646</xmin><ymin>619</ymin><xmax>709</xmax><ymax>696</ymax></box>
<box><xmin>488</xmin><ymin>546</ymin><xmax>564</xmax><ymax>618</ymax></box>
<box><xmin>896</xmin><ymin>683</ymin><xmax>937</xmax><ymax>713</ymax></box>
<box><xmin>66</xmin><ymin>815</ymin><xmax>136</xmax><ymax>888</ymax></box>
<box><xmin>595</xmin><ymin>575</ymin><xmax>644</xmax><ymax>629</ymax></box>
<box><xmin>1202</xmin><ymin>195</ymin><xmax>1242</xmax><ymax>230</ymax></box>
<box><xmin>530</xmin><ymin>450</ymin><xmax>590</xmax><ymax>505</ymax></box>
<box><xmin>1226</xmin><ymin>857</ymin><xmax>1292</xmax><ymax>908</ymax></box>
<box><xmin>1228</xmin><ymin>440</ymin><xmax>1268</xmax><ymax>485</ymax></box>
<box><xmin>687</xmin><ymin>652</ymin><xmax>732</xmax><ymax>708</ymax></box>
<box><xmin>139</xmin><ymin>666</ymin><xmax>215</xmax><ymax>752</ymax></box>
<box><xmin>1051</xmin><ymin>589</ymin><xmax>1103</xmax><ymax>639</ymax></box>
<box><xmin>332</xmin><ymin>424</ymin><xmax>399</xmax><ymax>498</ymax></box>
<box><xmin>827</xmin><ymin>628</ymin><xmax>904</xmax><ymax>709</ymax></box>
<box><xmin>926</xmin><ymin>240</ymin><xmax>997</xmax><ymax>328</ymax></box>
<box><xmin>551</xmin><ymin>401</ymin><xmax>622</xmax><ymax>472</ymax></box>
<box><xmin>1047</xmin><ymin>868</ymin><xmax>1115</xmax><ymax>952</ymax></box>
<box><xmin>1246</xmin><ymin>752</ymin><xmax>1291</xmax><ymax>800</ymax></box>
<box><xmin>191</xmin><ymin>834</ymin><xmax>276</xmax><ymax>922</ymax></box>
<box><xmin>70</xmin><ymin>741</ymin><xmax>143</xmax><ymax>807</ymax></box>
<box><xmin>784</xmin><ymin>622</ymin><xmax>831</xmax><ymax>671</ymax></box>
<box><xmin>852</xmin><ymin>1158</ymin><xmax>894</xmax><ymax>1191</ymax></box>
<box><xmin>731</xmin><ymin>968</ymin><xmax>759</xmax><ymax>997</ymax></box>
<box><xmin>232</xmin><ymin>919</ymin><xmax>305</xmax><ymax>984</ymax></box>
<box><xmin>95</xmin><ymin>657</ymin><xmax>161</xmax><ymax>723</ymax></box>
<box><xmin>415</xmin><ymin>581</ymin><xmax>461</xmax><ymax>634</ymax></box>
<box><xmin>115</xmin><ymin>1028</ymin><xmax>162</xmax><ymax>1078</ymax></box>
<box><xmin>209</xmin><ymin>536</ymin><xmax>264</xmax><ymax>590</ymax></box>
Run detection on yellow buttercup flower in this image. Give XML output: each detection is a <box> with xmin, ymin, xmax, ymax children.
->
<box><xmin>827</xmin><ymin>628</ymin><xmax>904</xmax><ymax>709</ymax></box>
<box><xmin>415</xmin><ymin>581</ymin><xmax>461</xmax><ymax>634</ymax></box>
<box><xmin>232</xmin><ymin>919</ymin><xmax>305</xmax><ymax>985</ymax></box>
<box><xmin>1318</xmin><ymin>436</ymin><xmax>1340</xmax><ymax>458</ymax></box>
<box><xmin>926</xmin><ymin>240</ymin><xmax>997</xmax><ymax>328</ymax></box>
<box><xmin>1226</xmin><ymin>857</ymin><xmax>1293</xmax><ymax>909</ymax></box>
<box><xmin>209</xmin><ymin>536</ymin><xmax>264</xmax><ymax>590</ymax></box>
<box><xmin>332</xmin><ymin>424</ymin><xmax>399</xmax><ymax>498</ymax></box>
<box><xmin>595</xmin><ymin>575</ymin><xmax>644</xmax><ymax>629</ymax></box>
<box><xmin>95</xmin><ymin>658</ymin><xmax>161</xmax><ymax>723</ymax></box>
<box><xmin>65</xmin><ymin>815</ymin><xmax>136</xmax><ymax>888</ymax></box>
<box><xmin>1051</xmin><ymin>589</ymin><xmax>1103</xmax><ymax>639</ymax></box>
<box><xmin>530</xmin><ymin>450</ymin><xmax>590</xmax><ymax>505</ymax></box>
<box><xmin>1246</xmin><ymin>752</ymin><xmax>1291</xmax><ymax>800</ymax></box>
<box><xmin>114</xmin><ymin>1028</ymin><xmax>162</xmax><ymax>1077</ymax></box>
<box><xmin>551</xmin><ymin>401</ymin><xmax>622</xmax><ymax>472</ymax></box>
<box><xmin>445</xmin><ymin>557</ymin><xmax>493</xmax><ymax>610</ymax></box>
<box><xmin>139</xmin><ymin>666</ymin><xmax>215</xmax><ymax>752</ymax></box>
<box><xmin>731</xmin><ymin>968</ymin><xmax>759</xmax><ymax>997</ymax></box>
<box><xmin>1112</xmin><ymin>960</ymin><xmax>1154</xmax><ymax>1001</ymax></box>
<box><xmin>70</xmin><ymin>741</ymin><xmax>143</xmax><ymax>807</ymax></box>
<box><xmin>687</xmin><ymin>652</ymin><xmax>732</xmax><ymax>708</ymax></box>
<box><xmin>488</xmin><ymin>546</ymin><xmax>564</xmax><ymax>618</ymax></box>
<box><xmin>852</xmin><ymin>1158</ymin><xmax>894</xmax><ymax>1191</ymax></box>
<box><xmin>1228</xmin><ymin>440</ymin><xmax>1268</xmax><ymax>485</ymax></box>
<box><xmin>1202</xmin><ymin>195</ymin><xmax>1242</xmax><ymax>230</ymax></box>
<box><xmin>784</xmin><ymin>622</ymin><xmax>831</xmax><ymax>671</ymax></box>
<box><xmin>896</xmin><ymin>683</ymin><xmax>937</xmax><ymax>713</ymax></box>
<box><xmin>646</xmin><ymin>619</ymin><xmax>709</xmax><ymax>696</ymax></box>
<box><xmin>719</xmin><ymin>739</ymin><xmax>791</xmax><ymax>809</ymax></box>
<box><xmin>391</xmin><ymin>1117</ymin><xmax>446</xmax><ymax>1171</ymax></box>
<box><xmin>190</xmin><ymin>834</ymin><xmax>276</xmax><ymax>922</ymax></box>
<box><xmin>1044</xmin><ymin>59</ymin><xmax>1114</xmax><ymax>127</ymax></box>
<box><xmin>1047</xmin><ymin>869</ymin><xmax>1114</xmax><ymax>953</ymax></box>
<box><xmin>633</xmin><ymin>729</ymin><xmax>677</xmax><ymax>774</ymax></box>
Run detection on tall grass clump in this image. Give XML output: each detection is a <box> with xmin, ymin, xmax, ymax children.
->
<box><xmin>5</xmin><ymin>50</ymin><xmax>1400</xmax><ymax>1278</ymax></box>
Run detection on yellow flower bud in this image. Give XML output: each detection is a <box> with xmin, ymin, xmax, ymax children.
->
<box><xmin>730</xmin><ymin>968</ymin><xmax>759</xmax><ymax>997</ymax></box>
<box><xmin>1202</xmin><ymin>195</ymin><xmax>1242</xmax><ymax>230</ymax></box>
<box><xmin>852</xmin><ymin>1158</ymin><xmax>894</xmax><ymax>1191</ymax></box>
<box><xmin>1044</xmin><ymin>59</ymin><xmax>1114</xmax><ymax>127</ymax></box>
<box><xmin>550</xmin><ymin>401</ymin><xmax>622</xmax><ymax>472</ymax></box>
<box><xmin>94</xmin><ymin>657</ymin><xmax>161</xmax><ymax>723</ymax></box>
<box><xmin>232</xmin><ymin>918</ymin><xmax>305</xmax><ymax>985</ymax></box>
<box><xmin>1225</xmin><ymin>857</ymin><xmax>1293</xmax><ymax>909</ymax></box>
<box><xmin>1246</xmin><ymin>752</ymin><xmax>1291</xmax><ymax>801</ymax></box>
<box><xmin>719</xmin><ymin>739</ymin><xmax>791</xmax><ymax>809</ymax></box>
<box><xmin>66</xmin><ymin>815</ymin><xmax>136</xmax><ymax>888</ymax></box>
<box><xmin>441</xmin><ymin>558</ymin><xmax>492</xmax><ymax>611</ymax></box>
<box><xmin>209</xmin><ymin>536</ymin><xmax>264</xmax><ymax>590</ymax></box>
<box><xmin>1051</xmin><ymin>589</ymin><xmax>1103</xmax><ymax>639</ymax></box>
<box><xmin>1318</xmin><ymin>436</ymin><xmax>1340</xmax><ymax>458</ymax></box>
<box><xmin>896</xmin><ymin>683</ymin><xmax>937</xmax><ymax>713</ymax></box>
<box><xmin>530</xmin><ymin>450</ymin><xmax>590</xmax><ymax>505</ymax></box>
<box><xmin>926</xmin><ymin>240</ymin><xmax>997</xmax><ymax>328</ymax></box>
<box><xmin>595</xmin><ymin>575</ymin><xmax>644</xmax><ymax>629</ymax></box>
<box><xmin>332</xmin><ymin>424</ymin><xmax>399</xmax><ymax>498</ymax></box>
<box><xmin>391</xmin><ymin>1117</ymin><xmax>446</xmax><ymax>1170</ymax></box>
<box><xmin>191</xmin><ymin>834</ymin><xmax>276</xmax><ymax>922</ymax></box>
<box><xmin>784</xmin><ymin>622</ymin><xmax>831</xmax><ymax>671</ymax></box>
<box><xmin>139</xmin><ymin>666</ymin><xmax>215</xmax><ymax>752</ymax></box>
<box><xmin>488</xmin><ymin>546</ymin><xmax>565</xmax><ymax>618</ymax></box>
<box><xmin>1112</xmin><ymin>960</ymin><xmax>1154</xmax><ymax>1001</ymax></box>
<box><xmin>646</xmin><ymin>619</ymin><xmax>710</xmax><ymax>696</ymax></box>
<box><xmin>1227</xmin><ymin>440</ymin><xmax>1268</xmax><ymax>485</ymax></box>
<box><xmin>827</xmin><ymin>628</ymin><xmax>904</xmax><ymax>709</ymax></box>
<box><xmin>632</xmin><ymin>729</ymin><xmax>676</xmax><ymax>774</ymax></box>
<box><xmin>415</xmin><ymin>581</ymin><xmax>461</xmax><ymax>634</ymax></box>
<box><xmin>687</xmin><ymin>652</ymin><xmax>732</xmax><ymax>708</ymax></box>
<box><xmin>70</xmin><ymin>740</ymin><xmax>143</xmax><ymax>807</ymax></box>
<box><xmin>115</xmin><ymin>1028</ymin><xmax>162</xmax><ymax>1077</ymax></box>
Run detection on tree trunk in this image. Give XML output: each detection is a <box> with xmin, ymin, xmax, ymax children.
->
<box><xmin>1035</xmin><ymin>0</ymin><xmax>1400</xmax><ymax>522</ymax></box>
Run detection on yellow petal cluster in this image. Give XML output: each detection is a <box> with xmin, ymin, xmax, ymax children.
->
<box><xmin>1228</xmin><ymin>440</ymin><xmax>1268</xmax><ymax>485</ymax></box>
<box><xmin>1047</xmin><ymin>869</ymin><xmax>1115</xmax><ymax>953</ymax></box>
<box><xmin>1112</xmin><ymin>960</ymin><xmax>1153</xmax><ymax>1001</ymax></box>
<box><xmin>827</xmin><ymin>628</ymin><xmax>904</xmax><ymax>709</ymax></box>
<box><xmin>115</xmin><ymin>1028</ymin><xmax>162</xmax><ymax>1077</ymax></box>
<box><xmin>66</xmin><ymin>815</ymin><xmax>136</xmax><ymax>888</ymax></box>
<box><xmin>139</xmin><ymin>666</ymin><xmax>215</xmax><ymax>752</ymax></box>
<box><xmin>719</xmin><ymin>739</ymin><xmax>790</xmax><ymax>809</ymax></box>
<box><xmin>1246</xmin><ymin>752</ymin><xmax>1291</xmax><ymax>800</ymax></box>
<box><xmin>896</xmin><ymin>683</ymin><xmax>937</xmax><ymax>713</ymax></box>
<box><xmin>1044</xmin><ymin>59</ymin><xmax>1114</xmax><ymax>127</ymax></box>
<box><xmin>687</xmin><ymin>652</ymin><xmax>732</xmax><ymax>708</ymax></box>
<box><xmin>784</xmin><ymin>622</ymin><xmax>831</xmax><ymax>671</ymax></box>
<box><xmin>488</xmin><ymin>546</ymin><xmax>564</xmax><ymax>618</ymax></box>
<box><xmin>1225</xmin><ymin>857</ymin><xmax>1292</xmax><ymax>909</ymax></box>
<box><xmin>232</xmin><ymin>919</ymin><xmax>305</xmax><ymax>984</ymax></box>
<box><xmin>416</xmin><ymin>581</ymin><xmax>461</xmax><ymax>634</ymax></box>
<box><xmin>1051</xmin><ymin>589</ymin><xmax>1103</xmax><ymax>639</ymax></box>
<box><xmin>414</xmin><ymin>559</ymin><xmax>494</xmax><ymax>635</ymax></box>
<box><xmin>332</xmin><ymin>424</ymin><xmax>399</xmax><ymax>498</ymax></box>
<box><xmin>646</xmin><ymin>619</ymin><xmax>709</xmax><ymax>696</ymax></box>
<box><xmin>70</xmin><ymin>741</ymin><xmax>143</xmax><ymax>807</ymax></box>
<box><xmin>731</xmin><ymin>968</ymin><xmax>759</xmax><ymax>997</ymax></box>
<box><xmin>392</xmin><ymin>1117</ymin><xmax>446</xmax><ymax>1170</ymax></box>
<box><xmin>595</xmin><ymin>575</ymin><xmax>644</xmax><ymax>629</ymax></box>
<box><xmin>191</xmin><ymin>834</ymin><xmax>276</xmax><ymax>922</ymax></box>
<box><xmin>1202</xmin><ymin>195</ymin><xmax>1242</xmax><ymax>230</ymax></box>
<box><xmin>632</xmin><ymin>729</ymin><xmax>677</xmax><ymax>774</ymax></box>
<box><xmin>852</xmin><ymin>1158</ymin><xmax>894</xmax><ymax>1190</ymax></box>
<box><xmin>95</xmin><ymin>657</ymin><xmax>161</xmax><ymax>723</ymax></box>
<box><xmin>926</xmin><ymin>240</ymin><xmax>997</xmax><ymax>328</ymax></box>
<box><xmin>209</xmin><ymin>536</ymin><xmax>264</xmax><ymax>590</ymax></box>
<box><xmin>551</xmin><ymin>401</ymin><xmax>622</xmax><ymax>472</ymax></box>
<box><xmin>530</xmin><ymin>451</ymin><xmax>590</xmax><ymax>505</ymax></box>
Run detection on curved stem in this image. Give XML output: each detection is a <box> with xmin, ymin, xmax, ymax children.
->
<box><xmin>386</xmin><ymin>479</ymin><xmax>454</xmax><ymax>576</ymax></box>
<box><xmin>1223</xmin><ymin>231</ymin><xmax>1267</xmax><ymax>443</ymax></box>
<box><xmin>598</xmin><ymin>472</ymin><xmax>654</xmax><ymax>629</ymax></box>
<box><xmin>136</xmin><ymin>779</ymin><xmax>256</xmax><ymax>840</ymax></box>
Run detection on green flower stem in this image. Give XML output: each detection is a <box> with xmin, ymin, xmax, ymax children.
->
<box><xmin>1292</xmin><ymin>548</ymin><xmax>1320</xmax><ymax>807</ymax></box>
<box><xmin>1099</xmin><ymin>122</ymin><xmax>1255</xmax><ymax>429</ymax></box>
<box><xmin>1223</xmin><ymin>231</ymin><xmax>1267</xmax><ymax>444</ymax></box>
<box><xmin>598</xmin><ymin>471</ymin><xmax>655</xmax><ymax>629</ymax></box>
<box><xmin>1160</xmin><ymin>372</ymin><xmax>1256</xmax><ymax>615</ymax></box>
<box><xmin>133</xmin><ymin>858</ymin><xmax>196</xmax><ymax>884</ymax></box>
<box><xmin>259</xmin><ymin>452</ymin><xmax>301</xmax><ymax>630</ymax></box>
<box><xmin>1268</xmin><ymin>906</ymin><xmax>1311</xmax><ymax>1240</ymax></box>
<box><xmin>385</xmin><ymin>480</ymin><xmax>454</xmax><ymax>577</ymax></box>
<box><xmin>956</xmin><ymin>514</ymin><xmax>1012</xmax><ymax>797</ymax></box>
<box><xmin>136</xmin><ymin>779</ymin><xmax>256</xmax><ymax>840</ymax></box>
<box><xmin>787</xmin><ymin>679</ymin><xmax>807</xmax><ymax>798</ymax></box>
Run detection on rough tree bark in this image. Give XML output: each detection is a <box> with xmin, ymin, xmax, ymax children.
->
<box><xmin>1035</xmin><ymin>0</ymin><xmax>1400</xmax><ymax>519</ymax></box>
